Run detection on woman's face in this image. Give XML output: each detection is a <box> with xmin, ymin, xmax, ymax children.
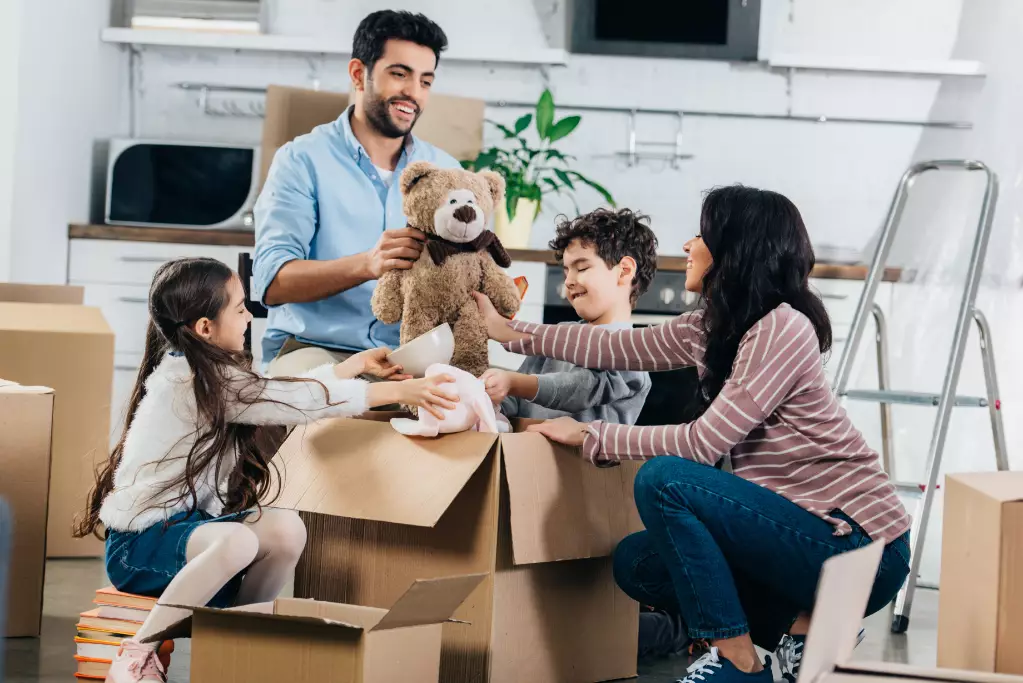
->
<box><xmin>683</xmin><ymin>234</ymin><xmax>712</xmax><ymax>293</ymax></box>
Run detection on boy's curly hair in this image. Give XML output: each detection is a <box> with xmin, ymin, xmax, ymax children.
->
<box><xmin>549</xmin><ymin>208</ymin><xmax>659</xmax><ymax>305</ymax></box>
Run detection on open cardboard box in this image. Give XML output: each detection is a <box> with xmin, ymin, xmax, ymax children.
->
<box><xmin>150</xmin><ymin>575</ymin><xmax>485</xmax><ymax>683</ymax></box>
<box><xmin>271</xmin><ymin>414</ymin><xmax>643</xmax><ymax>683</ymax></box>
<box><xmin>260</xmin><ymin>85</ymin><xmax>486</xmax><ymax>188</ymax></box>
<box><xmin>0</xmin><ymin>379</ymin><xmax>54</xmax><ymax>636</ymax></box>
<box><xmin>0</xmin><ymin>295</ymin><xmax>113</xmax><ymax>557</ymax></box>
<box><xmin>800</xmin><ymin>540</ymin><xmax>1023</xmax><ymax>683</ymax></box>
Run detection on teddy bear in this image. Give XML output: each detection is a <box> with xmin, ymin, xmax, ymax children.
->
<box><xmin>371</xmin><ymin>161</ymin><xmax>521</xmax><ymax>379</ymax></box>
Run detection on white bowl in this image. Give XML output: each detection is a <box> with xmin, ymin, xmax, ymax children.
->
<box><xmin>387</xmin><ymin>323</ymin><xmax>455</xmax><ymax>377</ymax></box>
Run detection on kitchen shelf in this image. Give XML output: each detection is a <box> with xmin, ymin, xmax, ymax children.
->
<box><xmin>767</xmin><ymin>53</ymin><xmax>986</xmax><ymax>77</ymax></box>
<box><xmin>101</xmin><ymin>27</ymin><xmax>569</xmax><ymax>66</ymax></box>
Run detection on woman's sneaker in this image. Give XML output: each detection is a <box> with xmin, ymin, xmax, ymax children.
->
<box><xmin>776</xmin><ymin>628</ymin><xmax>865</xmax><ymax>682</ymax></box>
<box><xmin>105</xmin><ymin>639</ymin><xmax>167</xmax><ymax>683</ymax></box>
<box><xmin>676</xmin><ymin>647</ymin><xmax>773</xmax><ymax>683</ymax></box>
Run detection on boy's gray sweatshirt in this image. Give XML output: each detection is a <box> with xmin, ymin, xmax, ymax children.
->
<box><xmin>500</xmin><ymin>321</ymin><xmax>651</xmax><ymax>425</ymax></box>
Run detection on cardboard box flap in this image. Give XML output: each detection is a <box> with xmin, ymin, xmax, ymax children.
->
<box><xmin>0</xmin><ymin>302</ymin><xmax>112</xmax><ymax>335</ymax></box>
<box><xmin>948</xmin><ymin>472</ymin><xmax>1023</xmax><ymax>503</ymax></box>
<box><xmin>500</xmin><ymin>431</ymin><xmax>642</xmax><ymax>565</ymax></box>
<box><xmin>800</xmin><ymin>540</ymin><xmax>886</xmax><ymax>683</ymax></box>
<box><xmin>274</xmin><ymin>418</ymin><xmax>498</xmax><ymax>527</ymax></box>
<box><xmin>261</xmin><ymin>85</ymin><xmax>485</xmax><ymax>187</ymax></box>
<box><xmin>840</xmin><ymin>661</ymin><xmax>1023</xmax><ymax>683</ymax></box>
<box><xmin>372</xmin><ymin>574</ymin><xmax>486</xmax><ymax>631</ymax></box>
<box><xmin>273</xmin><ymin>597</ymin><xmax>388</xmax><ymax>631</ymax></box>
<box><xmin>0</xmin><ymin>283</ymin><xmax>84</xmax><ymax>304</ymax></box>
<box><xmin>0</xmin><ymin>379</ymin><xmax>53</xmax><ymax>394</ymax></box>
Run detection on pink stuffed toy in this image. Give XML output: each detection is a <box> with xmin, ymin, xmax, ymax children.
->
<box><xmin>391</xmin><ymin>363</ymin><xmax>509</xmax><ymax>437</ymax></box>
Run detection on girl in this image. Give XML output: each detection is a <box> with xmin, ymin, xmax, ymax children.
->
<box><xmin>475</xmin><ymin>186</ymin><xmax>911</xmax><ymax>683</ymax></box>
<box><xmin>75</xmin><ymin>257</ymin><xmax>457</xmax><ymax>683</ymax></box>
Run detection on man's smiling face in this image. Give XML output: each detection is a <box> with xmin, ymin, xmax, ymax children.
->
<box><xmin>362</xmin><ymin>38</ymin><xmax>437</xmax><ymax>138</ymax></box>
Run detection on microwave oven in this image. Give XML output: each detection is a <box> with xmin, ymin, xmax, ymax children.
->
<box><xmin>105</xmin><ymin>138</ymin><xmax>259</xmax><ymax>229</ymax></box>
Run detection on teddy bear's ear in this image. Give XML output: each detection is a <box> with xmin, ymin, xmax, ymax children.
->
<box><xmin>479</xmin><ymin>170</ymin><xmax>505</xmax><ymax>204</ymax></box>
<box><xmin>400</xmin><ymin>161</ymin><xmax>436</xmax><ymax>195</ymax></box>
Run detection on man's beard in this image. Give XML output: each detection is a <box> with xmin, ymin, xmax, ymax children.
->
<box><xmin>364</xmin><ymin>83</ymin><xmax>421</xmax><ymax>139</ymax></box>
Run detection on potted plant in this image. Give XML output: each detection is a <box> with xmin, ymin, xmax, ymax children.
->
<box><xmin>463</xmin><ymin>89</ymin><xmax>615</xmax><ymax>248</ymax></box>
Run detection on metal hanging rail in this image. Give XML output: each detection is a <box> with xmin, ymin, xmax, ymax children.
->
<box><xmin>172</xmin><ymin>82</ymin><xmax>973</xmax><ymax>130</ymax></box>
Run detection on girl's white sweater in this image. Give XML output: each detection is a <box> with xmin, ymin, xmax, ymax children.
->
<box><xmin>99</xmin><ymin>354</ymin><xmax>368</xmax><ymax>532</ymax></box>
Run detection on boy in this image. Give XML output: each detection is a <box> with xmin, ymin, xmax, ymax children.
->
<box><xmin>481</xmin><ymin>208</ymin><xmax>656</xmax><ymax>424</ymax></box>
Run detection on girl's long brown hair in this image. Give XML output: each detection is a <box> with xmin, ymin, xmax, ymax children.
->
<box><xmin>74</xmin><ymin>257</ymin><xmax>320</xmax><ymax>539</ymax></box>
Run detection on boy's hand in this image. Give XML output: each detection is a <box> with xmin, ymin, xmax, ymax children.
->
<box><xmin>481</xmin><ymin>369</ymin><xmax>513</xmax><ymax>404</ymax></box>
<box><xmin>337</xmin><ymin>347</ymin><xmax>411</xmax><ymax>381</ymax></box>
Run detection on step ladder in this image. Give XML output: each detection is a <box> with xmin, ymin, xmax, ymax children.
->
<box><xmin>832</xmin><ymin>160</ymin><xmax>1010</xmax><ymax>634</ymax></box>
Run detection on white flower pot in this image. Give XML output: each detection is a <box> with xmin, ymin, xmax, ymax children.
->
<box><xmin>493</xmin><ymin>198</ymin><xmax>539</xmax><ymax>249</ymax></box>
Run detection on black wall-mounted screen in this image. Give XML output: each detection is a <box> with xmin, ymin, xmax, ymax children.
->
<box><xmin>571</xmin><ymin>0</ymin><xmax>761</xmax><ymax>61</ymax></box>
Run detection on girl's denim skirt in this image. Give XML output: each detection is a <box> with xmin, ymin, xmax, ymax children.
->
<box><xmin>105</xmin><ymin>509</ymin><xmax>251</xmax><ymax>609</ymax></box>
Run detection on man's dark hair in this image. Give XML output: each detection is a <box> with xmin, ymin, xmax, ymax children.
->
<box><xmin>352</xmin><ymin>10</ymin><xmax>448</xmax><ymax>72</ymax></box>
<box><xmin>549</xmin><ymin>208</ymin><xmax>659</xmax><ymax>306</ymax></box>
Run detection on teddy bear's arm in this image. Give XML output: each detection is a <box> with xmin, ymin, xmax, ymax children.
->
<box><xmin>479</xmin><ymin>257</ymin><xmax>521</xmax><ymax>319</ymax></box>
<box><xmin>370</xmin><ymin>269</ymin><xmax>406</xmax><ymax>324</ymax></box>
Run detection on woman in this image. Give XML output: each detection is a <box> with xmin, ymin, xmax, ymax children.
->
<box><xmin>475</xmin><ymin>186</ymin><xmax>910</xmax><ymax>683</ymax></box>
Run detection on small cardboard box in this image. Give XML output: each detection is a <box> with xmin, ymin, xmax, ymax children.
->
<box><xmin>801</xmin><ymin>540</ymin><xmax>1023</xmax><ymax>683</ymax></box>
<box><xmin>161</xmin><ymin>575</ymin><xmax>485</xmax><ymax>683</ymax></box>
<box><xmin>937</xmin><ymin>472</ymin><xmax>1023</xmax><ymax>675</ymax></box>
<box><xmin>0</xmin><ymin>283</ymin><xmax>84</xmax><ymax>305</ymax></box>
<box><xmin>272</xmin><ymin>416</ymin><xmax>642</xmax><ymax>683</ymax></box>
<box><xmin>0</xmin><ymin>380</ymin><xmax>54</xmax><ymax>637</ymax></box>
<box><xmin>0</xmin><ymin>302</ymin><xmax>114</xmax><ymax>557</ymax></box>
<box><xmin>260</xmin><ymin>85</ymin><xmax>486</xmax><ymax>187</ymax></box>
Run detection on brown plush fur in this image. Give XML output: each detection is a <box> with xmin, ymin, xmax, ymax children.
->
<box><xmin>371</xmin><ymin>161</ymin><xmax>521</xmax><ymax>378</ymax></box>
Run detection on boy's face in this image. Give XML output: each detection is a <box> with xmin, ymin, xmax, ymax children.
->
<box><xmin>561</xmin><ymin>239</ymin><xmax>634</xmax><ymax>323</ymax></box>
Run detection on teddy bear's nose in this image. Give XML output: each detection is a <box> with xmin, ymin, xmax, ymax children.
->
<box><xmin>452</xmin><ymin>205</ymin><xmax>476</xmax><ymax>224</ymax></box>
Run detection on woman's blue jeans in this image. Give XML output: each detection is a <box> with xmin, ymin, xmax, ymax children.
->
<box><xmin>614</xmin><ymin>456</ymin><xmax>911</xmax><ymax>651</ymax></box>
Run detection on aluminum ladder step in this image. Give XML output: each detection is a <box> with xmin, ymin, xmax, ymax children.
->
<box><xmin>840</xmin><ymin>388</ymin><xmax>989</xmax><ymax>407</ymax></box>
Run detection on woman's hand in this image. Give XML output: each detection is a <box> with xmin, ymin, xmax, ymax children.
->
<box><xmin>473</xmin><ymin>292</ymin><xmax>527</xmax><ymax>344</ymax></box>
<box><xmin>525</xmin><ymin>416</ymin><xmax>589</xmax><ymax>448</ymax></box>
<box><xmin>336</xmin><ymin>347</ymin><xmax>411</xmax><ymax>381</ymax></box>
<box><xmin>368</xmin><ymin>375</ymin><xmax>460</xmax><ymax>420</ymax></box>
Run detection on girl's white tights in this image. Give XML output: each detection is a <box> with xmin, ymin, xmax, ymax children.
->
<box><xmin>133</xmin><ymin>508</ymin><xmax>307</xmax><ymax>644</ymax></box>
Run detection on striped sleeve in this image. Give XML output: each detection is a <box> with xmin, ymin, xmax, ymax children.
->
<box><xmin>582</xmin><ymin>307</ymin><xmax>820</xmax><ymax>465</ymax></box>
<box><xmin>503</xmin><ymin>310</ymin><xmax>705</xmax><ymax>372</ymax></box>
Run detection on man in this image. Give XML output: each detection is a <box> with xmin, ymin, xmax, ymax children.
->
<box><xmin>253</xmin><ymin>10</ymin><xmax>461</xmax><ymax>377</ymax></box>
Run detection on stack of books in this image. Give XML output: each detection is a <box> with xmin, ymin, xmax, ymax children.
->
<box><xmin>74</xmin><ymin>588</ymin><xmax>173</xmax><ymax>680</ymax></box>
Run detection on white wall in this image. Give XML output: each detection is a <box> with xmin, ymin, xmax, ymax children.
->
<box><xmin>126</xmin><ymin>0</ymin><xmax>969</xmax><ymax>259</ymax></box>
<box><xmin>0</xmin><ymin>0</ymin><xmax>24</xmax><ymax>281</ymax></box>
<box><xmin>4</xmin><ymin>0</ymin><xmax>125</xmax><ymax>284</ymax></box>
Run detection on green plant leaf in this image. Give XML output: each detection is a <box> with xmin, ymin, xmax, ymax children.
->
<box><xmin>472</xmin><ymin>149</ymin><xmax>499</xmax><ymax>170</ymax></box>
<box><xmin>460</xmin><ymin>159</ymin><xmax>474</xmax><ymax>170</ymax></box>
<box><xmin>488</xmin><ymin>119</ymin><xmax>518</xmax><ymax>139</ymax></box>
<box><xmin>570</xmin><ymin>171</ymin><xmax>616</xmax><ymax>206</ymax></box>
<box><xmin>514</xmin><ymin>113</ymin><xmax>533</xmax><ymax>135</ymax></box>
<box><xmin>554</xmin><ymin>168</ymin><xmax>575</xmax><ymax>190</ymax></box>
<box><xmin>541</xmin><ymin>178</ymin><xmax>561</xmax><ymax>194</ymax></box>
<box><xmin>544</xmin><ymin>149</ymin><xmax>575</xmax><ymax>163</ymax></box>
<box><xmin>535</xmin><ymin>89</ymin><xmax>555</xmax><ymax>140</ymax></box>
<box><xmin>547</xmin><ymin>115</ymin><xmax>581</xmax><ymax>143</ymax></box>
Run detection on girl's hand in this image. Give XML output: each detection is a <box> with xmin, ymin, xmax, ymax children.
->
<box><xmin>473</xmin><ymin>292</ymin><xmax>526</xmax><ymax>344</ymax></box>
<box><xmin>393</xmin><ymin>375</ymin><xmax>460</xmax><ymax>420</ymax></box>
<box><xmin>525</xmin><ymin>416</ymin><xmax>589</xmax><ymax>447</ymax></box>
<box><xmin>338</xmin><ymin>347</ymin><xmax>411</xmax><ymax>381</ymax></box>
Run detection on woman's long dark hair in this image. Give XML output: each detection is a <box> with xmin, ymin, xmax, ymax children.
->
<box><xmin>74</xmin><ymin>258</ymin><xmax>315</xmax><ymax>539</ymax></box>
<box><xmin>694</xmin><ymin>185</ymin><xmax>832</xmax><ymax>415</ymax></box>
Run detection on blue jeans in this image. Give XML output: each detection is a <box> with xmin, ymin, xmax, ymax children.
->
<box><xmin>614</xmin><ymin>456</ymin><xmax>911</xmax><ymax>651</ymax></box>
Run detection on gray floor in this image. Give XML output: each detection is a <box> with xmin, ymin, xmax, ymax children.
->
<box><xmin>5</xmin><ymin>559</ymin><xmax>939</xmax><ymax>682</ymax></box>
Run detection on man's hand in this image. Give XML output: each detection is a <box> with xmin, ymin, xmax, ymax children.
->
<box><xmin>365</xmin><ymin>228</ymin><xmax>426</xmax><ymax>279</ymax></box>
<box><xmin>525</xmin><ymin>417</ymin><xmax>589</xmax><ymax>448</ymax></box>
